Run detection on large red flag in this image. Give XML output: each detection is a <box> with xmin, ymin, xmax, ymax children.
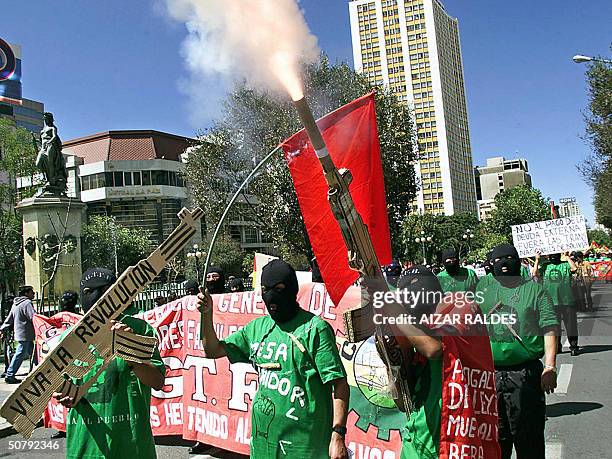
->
<box><xmin>282</xmin><ymin>92</ymin><xmax>392</xmax><ymax>305</ymax></box>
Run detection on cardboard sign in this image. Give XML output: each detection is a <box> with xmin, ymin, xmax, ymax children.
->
<box><xmin>511</xmin><ymin>215</ymin><xmax>588</xmax><ymax>258</ymax></box>
<box><xmin>0</xmin><ymin>207</ymin><xmax>203</xmax><ymax>437</ymax></box>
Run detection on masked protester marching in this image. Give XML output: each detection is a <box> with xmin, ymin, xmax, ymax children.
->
<box><xmin>53</xmin><ymin>268</ymin><xmax>166</xmax><ymax>459</ymax></box>
<box><xmin>533</xmin><ymin>251</ymin><xmax>579</xmax><ymax>356</ymax></box>
<box><xmin>475</xmin><ymin>244</ymin><xmax>559</xmax><ymax>459</ymax></box>
<box><xmin>368</xmin><ymin>265</ymin><xmax>500</xmax><ymax>459</ymax></box>
<box><xmin>206</xmin><ymin>266</ymin><xmax>227</xmax><ymax>294</ymax></box>
<box><xmin>198</xmin><ymin>259</ymin><xmax>350</xmax><ymax>459</ymax></box>
<box><xmin>190</xmin><ymin>265</ymin><xmax>229</xmax><ymax>455</ymax></box>
<box><xmin>436</xmin><ymin>248</ymin><xmax>478</xmax><ymax>293</ymax></box>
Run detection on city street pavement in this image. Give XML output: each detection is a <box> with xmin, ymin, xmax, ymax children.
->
<box><xmin>540</xmin><ymin>281</ymin><xmax>612</xmax><ymax>459</ymax></box>
<box><xmin>1</xmin><ymin>282</ymin><xmax>611</xmax><ymax>458</ymax></box>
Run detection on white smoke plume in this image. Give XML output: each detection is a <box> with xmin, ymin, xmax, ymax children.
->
<box><xmin>165</xmin><ymin>0</ymin><xmax>319</xmax><ymax>101</ymax></box>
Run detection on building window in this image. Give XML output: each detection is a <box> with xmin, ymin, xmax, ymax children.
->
<box><xmin>124</xmin><ymin>171</ymin><xmax>132</xmax><ymax>186</ymax></box>
<box><xmin>81</xmin><ymin>175</ymin><xmax>90</xmax><ymax>191</ymax></box>
<box><xmin>244</xmin><ymin>226</ymin><xmax>258</xmax><ymax>244</ymax></box>
<box><xmin>142</xmin><ymin>170</ymin><xmax>151</xmax><ymax>186</ymax></box>
<box><xmin>113</xmin><ymin>171</ymin><xmax>124</xmax><ymax>187</ymax></box>
<box><xmin>133</xmin><ymin>171</ymin><xmax>142</xmax><ymax>186</ymax></box>
<box><xmin>229</xmin><ymin>225</ymin><xmax>242</xmax><ymax>242</ymax></box>
<box><xmin>153</xmin><ymin>170</ymin><xmax>169</xmax><ymax>186</ymax></box>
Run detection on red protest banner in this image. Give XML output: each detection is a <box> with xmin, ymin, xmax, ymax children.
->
<box><xmin>35</xmin><ymin>285</ymin><xmax>499</xmax><ymax>458</ymax></box>
<box><xmin>591</xmin><ymin>261</ymin><xmax>612</xmax><ymax>281</ymax></box>
<box><xmin>33</xmin><ymin>312</ymin><xmax>83</xmax><ymax>430</ymax></box>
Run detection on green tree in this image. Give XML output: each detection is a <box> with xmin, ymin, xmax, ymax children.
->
<box><xmin>588</xmin><ymin>228</ymin><xmax>611</xmax><ymax>247</ymax></box>
<box><xmin>580</xmin><ymin>58</ymin><xmax>612</xmax><ymax>230</ymax></box>
<box><xmin>484</xmin><ymin>185</ymin><xmax>550</xmax><ymax>242</ymax></box>
<box><xmin>401</xmin><ymin>212</ymin><xmax>480</xmax><ymax>263</ymax></box>
<box><xmin>184</xmin><ymin>56</ymin><xmax>417</xmax><ymax>261</ymax></box>
<box><xmin>81</xmin><ymin>216</ymin><xmax>153</xmax><ymax>274</ymax></box>
<box><xmin>0</xmin><ymin>209</ymin><xmax>23</xmax><ymax>297</ymax></box>
<box><xmin>193</xmin><ymin>234</ymin><xmax>246</xmax><ymax>278</ymax></box>
<box><xmin>0</xmin><ymin>118</ymin><xmax>37</xmax><ymax>298</ymax></box>
<box><xmin>0</xmin><ymin>118</ymin><xmax>38</xmax><ymax>205</ymax></box>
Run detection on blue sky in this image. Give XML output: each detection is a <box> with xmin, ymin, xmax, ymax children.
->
<box><xmin>2</xmin><ymin>0</ymin><xmax>610</xmax><ymax>224</ymax></box>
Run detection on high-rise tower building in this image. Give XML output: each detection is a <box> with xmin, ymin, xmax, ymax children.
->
<box><xmin>558</xmin><ymin>197</ymin><xmax>581</xmax><ymax>218</ymax></box>
<box><xmin>349</xmin><ymin>0</ymin><xmax>477</xmax><ymax>215</ymax></box>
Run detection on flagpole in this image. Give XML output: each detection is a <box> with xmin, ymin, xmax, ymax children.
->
<box><xmin>200</xmin><ymin>144</ymin><xmax>282</xmax><ymax>295</ymax></box>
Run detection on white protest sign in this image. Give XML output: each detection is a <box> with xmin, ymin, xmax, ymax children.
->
<box><xmin>511</xmin><ymin>215</ymin><xmax>589</xmax><ymax>258</ymax></box>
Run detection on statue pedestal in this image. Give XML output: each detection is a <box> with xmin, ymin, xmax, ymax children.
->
<box><xmin>16</xmin><ymin>196</ymin><xmax>86</xmax><ymax>298</ymax></box>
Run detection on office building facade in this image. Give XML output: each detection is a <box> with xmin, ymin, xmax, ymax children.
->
<box><xmin>18</xmin><ymin>130</ymin><xmax>273</xmax><ymax>252</ymax></box>
<box><xmin>474</xmin><ymin>156</ymin><xmax>532</xmax><ymax>220</ymax></box>
<box><xmin>349</xmin><ymin>0</ymin><xmax>477</xmax><ymax>215</ymax></box>
<box><xmin>558</xmin><ymin>197</ymin><xmax>581</xmax><ymax>218</ymax></box>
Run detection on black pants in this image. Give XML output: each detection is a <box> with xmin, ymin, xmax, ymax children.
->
<box><xmin>572</xmin><ymin>284</ymin><xmax>586</xmax><ymax>311</ymax></box>
<box><xmin>584</xmin><ymin>283</ymin><xmax>593</xmax><ymax>310</ymax></box>
<box><xmin>495</xmin><ymin>360</ymin><xmax>546</xmax><ymax>459</ymax></box>
<box><xmin>556</xmin><ymin>305</ymin><xmax>578</xmax><ymax>350</ymax></box>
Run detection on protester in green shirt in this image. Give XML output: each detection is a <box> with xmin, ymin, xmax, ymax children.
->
<box><xmin>534</xmin><ymin>251</ymin><xmax>579</xmax><ymax>355</ymax></box>
<box><xmin>436</xmin><ymin>248</ymin><xmax>478</xmax><ymax>293</ymax></box>
<box><xmin>199</xmin><ymin>259</ymin><xmax>350</xmax><ymax>459</ymax></box>
<box><xmin>476</xmin><ymin>244</ymin><xmax>558</xmax><ymax>459</ymax></box>
<box><xmin>391</xmin><ymin>265</ymin><xmax>499</xmax><ymax>459</ymax></box>
<box><xmin>54</xmin><ymin>268</ymin><xmax>166</xmax><ymax>459</ymax></box>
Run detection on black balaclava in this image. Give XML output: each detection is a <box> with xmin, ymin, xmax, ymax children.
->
<box><xmin>184</xmin><ymin>279</ymin><xmax>199</xmax><ymax>296</ymax></box>
<box><xmin>206</xmin><ymin>266</ymin><xmax>226</xmax><ymax>294</ymax></box>
<box><xmin>229</xmin><ymin>278</ymin><xmax>245</xmax><ymax>293</ymax></box>
<box><xmin>80</xmin><ymin>268</ymin><xmax>116</xmax><ymax>313</ymax></box>
<box><xmin>397</xmin><ymin>264</ymin><xmax>442</xmax><ymax>319</ymax></box>
<box><xmin>60</xmin><ymin>290</ymin><xmax>79</xmax><ymax>313</ymax></box>
<box><xmin>261</xmin><ymin>259</ymin><xmax>300</xmax><ymax>323</ymax></box>
<box><xmin>483</xmin><ymin>250</ymin><xmax>493</xmax><ymax>275</ymax></box>
<box><xmin>549</xmin><ymin>253</ymin><xmax>562</xmax><ymax>265</ymax></box>
<box><xmin>441</xmin><ymin>248</ymin><xmax>460</xmax><ymax>275</ymax></box>
<box><xmin>384</xmin><ymin>259</ymin><xmax>402</xmax><ymax>287</ymax></box>
<box><xmin>490</xmin><ymin>244</ymin><xmax>522</xmax><ymax>286</ymax></box>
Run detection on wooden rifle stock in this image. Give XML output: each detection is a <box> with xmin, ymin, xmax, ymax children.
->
<box><xmin>292</xmin><ymin>97</ymin><xmax>413</xmax><ymax>412</ymax></box>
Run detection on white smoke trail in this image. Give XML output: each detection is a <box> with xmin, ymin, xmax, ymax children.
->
<box><xmin>165</xmin><ymin>0</ymin><xmax>319</xmax><ymax>101</ymax></box>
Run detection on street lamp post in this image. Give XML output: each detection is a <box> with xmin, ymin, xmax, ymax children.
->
<box><xmin>462</xmin><ymin>229</ymin><xmax>475</xmax><ymax>257</ymax></box>
<box><xmin>186</xmin><ymin>244</ymin><xmax>204</xmax><ymax>280</ymax></box>
<box><xmin>414</xmin><ymin>230</ymin><xmax>433</xmax><ymax>264</ymax></box>
<box><xmin>573</xmin><ymin>54</ymin><xmax>612</xmax><ymax>65</ymax></box>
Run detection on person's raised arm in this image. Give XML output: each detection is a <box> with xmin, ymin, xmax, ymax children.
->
<box><xmin>198</xmin><ymin>289</ymin><xmax>227</xmax><ymax>359</ymax></box>
<box><xmin>532</xmin><ymin>250</ymin><xmax>541</xmax><ymax>278</ymax></box>
<box><xmin>383</xmin><ymin>302</ymin><xmax>442</xmax><ymax>359</ymax></box>
<box><xmin>565</xmin><ymin>252</ymin><xmax>578</xmax><ymax>273</ymax></box>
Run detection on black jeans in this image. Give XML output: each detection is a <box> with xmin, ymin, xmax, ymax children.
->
<box><xmin>495</xmin><ymin>360</ymin><xmax>546</xmax><ymax>459</ymax></box>
<box><xmin>556</xmin><ymin>305</ymin><xmax>578</xmax><ymax>350</ymax></box>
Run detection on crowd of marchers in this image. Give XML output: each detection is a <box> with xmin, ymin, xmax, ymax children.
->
<box><xmin>0</xmin><ymin>242</ymin><xmax>603</xmax><ymax>459</ymax></box>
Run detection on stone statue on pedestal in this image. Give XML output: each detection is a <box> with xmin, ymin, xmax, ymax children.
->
<box><xmin>32</xmin><ymin>112</ymin><xmax>68</xmax><ymax>196</ymax></box>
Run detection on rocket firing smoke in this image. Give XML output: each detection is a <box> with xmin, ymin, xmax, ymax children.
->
<box><xmin>165</xmin><ymin>0</ymin><xmax>319</xmax><ymax>101</ymax></box>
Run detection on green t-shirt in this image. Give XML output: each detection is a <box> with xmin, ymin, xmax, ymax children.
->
<box><xmin>222</xmin><ymin>309</ymin><xmax>346</xmax><ymax>459</ymax></box>
<box><xmin>437</xmin><ymin>267</ymin><xmax>478</xmax><ymax>293</ymax></box>
<box><xmin>476</xmin><ymin>276</ymin><xmax>558</xmax><ymax>366</ymax></box>
<box><xmin>543</xmin><ymin>262</ymin><xmax>574</xmax><ymax>306</ymax></box>
<box><xmin>521</xmin><ymin>265</ymin><xmax>532</xmax><ymax>281</ymax></box>
<box><xmin>66</xmin><ymin>314</ymin><xmax>165</xmax><ymax>459</ymax></box>
<box><xmin>401</xmin><ymin>358</ymin><xmax>442</xmax><ymax>459</ymax></box>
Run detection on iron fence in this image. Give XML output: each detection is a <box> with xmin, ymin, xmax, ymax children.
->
<box><xmin>30</xmin><ymin>278</ymin><xmax>254</xmax><ymax>315</ymax></box>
